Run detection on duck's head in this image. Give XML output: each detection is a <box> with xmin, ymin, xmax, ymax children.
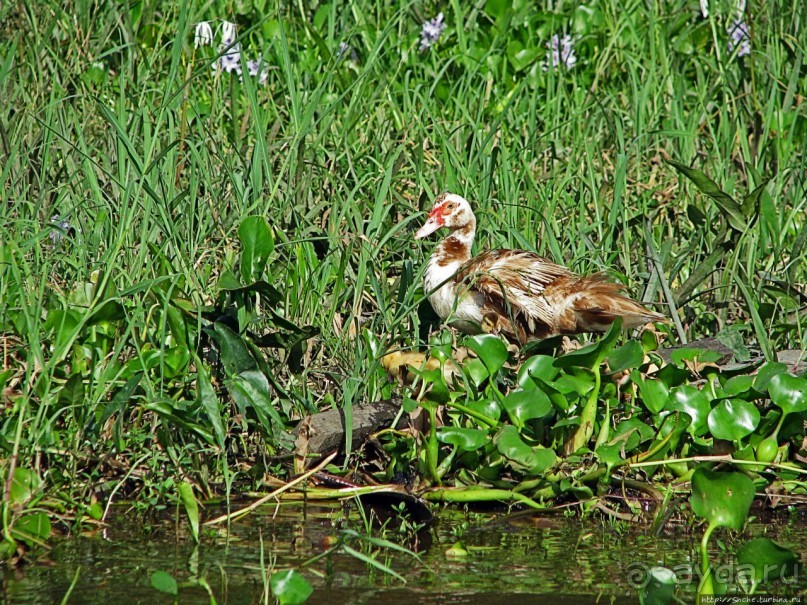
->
<box><xmin>414</xmin><ymin>193</ymin><xmax>475</xmax><ymax>239</ymax></box>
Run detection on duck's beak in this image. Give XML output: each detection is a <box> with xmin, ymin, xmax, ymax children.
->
<box><xmin>414</xmin><ymin>215</ymin><xmax>441</xmax><ymax>239</ymax></box>
<box><xmin>415</xmin><ymin>207</ymin><xmax>444</xmax><ymax>239</ymax></box>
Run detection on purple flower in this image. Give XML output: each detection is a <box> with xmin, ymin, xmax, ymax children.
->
<box><xmin>50</xmin><ymin>214</ymin><xmax>78</xmax><ymax>244</ymax></box>
<box><xmin>246</xmin><ymin>58</ymin><xmax>269</xmax><ymax>85</ymax></box>
<box><xmin>543</xmin><ymin>34</ymin><xmax>577</xmax><ymax>71</ymax></box>
<box><xmin>212</xmin><ymin>21</ymin><xmax>242</xmax><ymax>75</ymax></box>
<box><xmin>727</xmin><ymin>18</ymin><xmax>750</xmax><ymax>57</ymax></box>
<box><xmin>419</xmin><ymin>13</ymin><xmax>446</xmax><ymax>51</ymax></box>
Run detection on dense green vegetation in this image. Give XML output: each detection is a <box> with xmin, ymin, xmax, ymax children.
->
<box><xmin>1</xmin><ymin>0</ymin><xmax>805</xmax><ymax>599</ymax></box>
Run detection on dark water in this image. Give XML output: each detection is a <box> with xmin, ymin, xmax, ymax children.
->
<box><xmin>2</xmin><ymin>500</ymin><xmax>805</xmax><ymax>604</ymax></box>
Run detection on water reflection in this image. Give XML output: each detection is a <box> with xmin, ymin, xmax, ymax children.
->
<box><xmin>2</xmin><ymin>501</ymin><xmax>805</xmax><ymax>604</ymax></box>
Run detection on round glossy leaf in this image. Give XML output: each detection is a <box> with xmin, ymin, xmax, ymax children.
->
<box><xmin>632</xmin><ymin>372</ymin><xmax>670</xmax><ymax>414</ymax></box>
<box><xmin>464</xmin><ymin>334</ymin><xmax>509</xmax><ymax>376</ymax></box>
<box><xmin>690</xmin><ymin>467</ymin><xmax>755</xmax><ymax>530</ymax></box>
<box><xmin>641</xmin><ymin>329</ymin><xmax>659</xmax><ymax>353</ymax></box>
<box><xmin>612</xmin><ymin>417</ymin><xmax>655</xmax><ymax>451</ymax></box>
<box><xmin>150</xmin><ymin>570</ymin><xmax>178</xmax><ymax>596</ymax></box>
<box><xmin>553</xmin><ymin>370</ymin><xmax>595</xmax><ymax>397</ymax></box>
<box><xmin>753</xmin><ymin>361</ymin><xmax>788</xmax><ymax>392</ymax></box>
<box><xmin>464</xmin><ymin>358</ymin><xmax>490</xmax><ymax>388</ymax></box>
<box><xmin>465</xmin><ymin>399</ymin><xmax>502</xmax><ymax>422</ymax></box>
<box><xmin>606</xmin><ymin>340</ymin><xmax>644</xmax><ymax>374</ymax></box>
<box><xmin>502</xmin><ymin>388</ymin><xmax>552</xmax><ymax>426</ymax></box>
<box><xmin>707</xmin><ymin>399</ymin><xmax>760</xmax><ymax>441</ymax></box>
<box><xmin>554</xmin><ymin>319</ymin><xmax>622</xmax><ymax>369</ymax></box>
<box><xmin>735</xmin><ymin>538</ymin><xmax>800</xmax><ymax>586</ymax></box>
<box><xmin>665</xmin><ymin>385</ymin><xmax>712</xmax><ymax>435</ymax></box>
<box><xmin>270</xmin><ymin>569</ymin><xmax>314</xmax><ymax>605</ymax></box>
<box><xmin>14</xmin><ymin>512</ymin><xmax>51</xmax><ymax>544</ymax></box>
<box><xmin>595</xmin><ymin>442</ymin><xmax>623</xmax><ymax>468</ymax></box>
<box><xmin>493</xmin><ymin>425</ymin><xmax>556</xmax><ymax>474</ymax></box>
<box><xmin>428</xmin><ymin>329</ymin><xmax>454</xmax><ymax>362</ymax></box>
<box><xmin>10</xmin><ymin>468</ymin><xmax>42</xmax><ymax>506</ymax></box>
<box><xmin>639</xmin><ymin>566</ymin><xmax>677</xmax><ymax>605</ymax></box>
<box><xmin>719</xmin><ymin>375</ymin><xmax>755</xmax><ymax>398</ymax></box>
<box><xmin>517</xmin><ymin>355</ymin><xmax>558</xmax><ymax>388</ymax></box>
<box><xmin>438</xmin><ymin>427</ymin><xmax>490</xmax><ymax>451</ymax></box>
<box><xmin>768</xmin><ymin>373</ymin><xmax>807</xmax><ymax>416</ymax></box>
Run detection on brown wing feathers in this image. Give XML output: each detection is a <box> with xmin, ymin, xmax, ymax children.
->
<box><xmin>458</xmin><ymin>257</ymin><xmax>664</xmax><ymax>342</ymax></box>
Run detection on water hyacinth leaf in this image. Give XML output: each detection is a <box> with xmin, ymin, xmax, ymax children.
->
<box><xmin>464</xmin><ymin>357</ymin><xmax>491</xmax><ymax>388</ymax></box>
<box><xmin>719</xmin><ymin>375</ymin><xmax>755</xmax><ymax>398</ymax></box>
<box><xmin>464</xmin><ymin>334</ymin><xmax>508</xmax><ymax>376</ymax></box>
<box><xmin>465</xmin><ymin>399</ymin><xmax>502</xmax><ymax>422</ymax></box>
<box><xmin>502</xmin><ymin>388</ymin><xmax>552</xmax><ymax>427</ymax></box>
<box><xmin>631</xmin><ymin>371</ymin><xmax>669</xmax><ymax>414</ymax></box>
<box><xmin>669</xmin><ymin>347</ymin><xmax>724</xmax><ymax>367</ymax></box>
<box><xmin>595</xmin><ymin>442</ymin><xmax>624</xmax><ymax>468</ymax></box>
<box><xmin>612</xmin><ymin>417</ymin><xmax>655</xmax><ymax>451</ymax></box>
<box><xmin>639</xmin><ymin>566</ymin><xmax>677</xmax><ymax>605</ymax></box>
<box><xmin>666</xmin><ymin>160</ymin><xmax>747</xmax><ymax>232</ymax></box>
<box><xmin>555</xmin><ymin>319</ymin><xmax>621</xmax><ymax>369</ymax></box>
<box><xmin>196</xmin><ymin>364</ymin><xmax>226</xmax><ymax>450</ymax></box>
<box><xmin>554</xmin><ymin>369</ymin><xmax>595</xmax><ymax>397</ymax></box>
<box><xmin>606</xmin><ymin>340</ymin><xmax>644</xmax><ymax>374</ymax></box>
<box><xmin>656</xmin><ymin>412</ymin><xmax>692</xmax><ymax>456</ymax></box>
<box><xmin>535</xmin><ymin>378</ymin><xmax>569</xmax><ymax>411</ymax></box>
<box><xmin>150</xmin><ymin>570</ymin><xmax>178</xmax><ymax>596</ymax></box>
<box><xmin>437</xmin><ymin>427</ymin><xmax>490</xmax><ymax>451</ymax></box>
<box><xmin>494</xmin><ymin>425</ymin><xmax>555</xmax><ymax>474</ymax></box>
<box><xmin>707</xmin><ymin>399</ymin><xmax>760</xmax><ymax>441</ymax></box>
<box><xmin>656</xmin><ymin>363</ymin><xmax>691</xmax><ymax>389</ymax></box>
<box><xmin>767</xmin><ymin>373</ymin><xmax>807</xmax><ymax>416</ymax></box>
<box><xmin>517</xmin><ymin>354</ymin><xmax>558</xmax><ymax>388</ymax></box>
<box><xmin>665</xmin><ymin>385</ymin><xmax>711</xmax><ymax>435</ymax></box>
<box><xmin>429</xmin><ymin>329</ymin><xmax>454</xmax><ymax>363</ymax></box>
<box><xmin>735</xmin><ymin>538</ymin><xmax>800</xmax><ymax>587</ymax></box>
<box><xmin>10</xmin><ymin>468</ymin><xmax>42</xmax><ymax>506</ymax></box>
<box><xmin>178</xmin><ymin>481</ymin><xmax>199</xmax><ymax>543</ymax></box>
<box><xmin>238</xmin><ymin>216</ymin><xmax>274</xmax><ymax>283</ymax></box>
<box><xmin>641</xmin><ymin>329</ymin><xmax>659</xmax><ymax>353</ymax></box>
<box><xmin>690</xmin><ymin>467</ymin><xmax>755</xmax><ymax>530</ymax></box>
<box><xmin>753</xmin><ymin>361</ymin><xmax>788</xmax><ymax>392</ymax></box>
<box><xmin>270</xmin><ymin>569</ymin><xmax>314</xmax><ymax>605</ymax></box>
<box><xmin>13</xmin><ymin>513</ymin><xmax>51</xmax><ymax>544</ymax></box>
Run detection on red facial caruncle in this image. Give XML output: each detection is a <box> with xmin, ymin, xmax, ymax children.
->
<box><xmin>414</xmin><ymin>200</ymin><xmax>451</xmax><ymax>239</ymax></box>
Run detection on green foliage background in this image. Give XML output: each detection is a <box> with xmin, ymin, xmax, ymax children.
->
<box><xmin>0</xmin><ymin>0</ymin><xmax>805</xmax><ymax>534</ymax></box>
